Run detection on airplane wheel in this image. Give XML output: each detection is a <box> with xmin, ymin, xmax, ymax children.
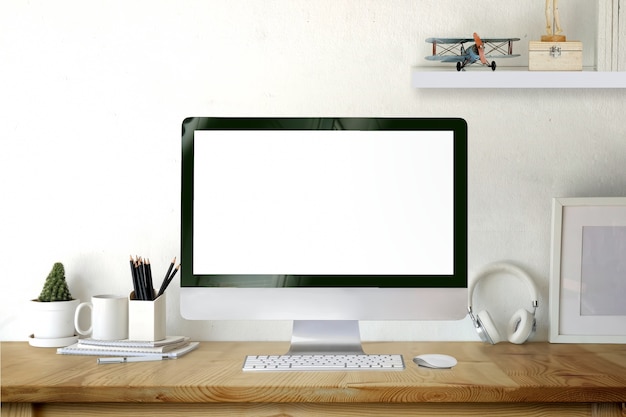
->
<box><xmin>456</xmin><ymin>62</ymin><xmax>462</xmax><ymax>72</ymax></box>
<box><xmin>491</xmin><ymin>61</ymin><xmax>497</xmax><ymax>71</ymax></box>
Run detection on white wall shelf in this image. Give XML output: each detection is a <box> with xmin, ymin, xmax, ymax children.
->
<box><xmin>413</xmin><ymin>0</ymin><xmax>623</xmax><ymax>89</ymax></box>
<box><xmin>412</xmin><ymin>67</ymin><xmax>626</xmax><ymax>89</ymax></box>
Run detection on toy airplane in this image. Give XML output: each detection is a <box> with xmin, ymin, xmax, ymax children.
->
<box><xmin>425</xmin><ymin>33</ymin><xmax>520</xmax><ymax>71</ymax></box>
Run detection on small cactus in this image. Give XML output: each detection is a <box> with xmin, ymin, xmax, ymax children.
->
<box><xmin>38</xmin><ymin>262</ymin><xmax>74</xmax><ymax>302</ymax></box>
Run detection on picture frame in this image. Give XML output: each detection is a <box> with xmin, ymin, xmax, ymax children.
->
<box><xmin>550</xmin><ymin>197</ymin><xmax>626</xmax><ymax>343</ymax></box>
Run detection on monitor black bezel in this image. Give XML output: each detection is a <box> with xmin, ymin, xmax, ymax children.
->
<box><xmin>181</xmin><ymin>117</ymin><xmax>467</xmax><ymax>288</ymax></box>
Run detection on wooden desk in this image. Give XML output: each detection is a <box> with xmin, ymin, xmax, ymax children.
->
<box><xmin>2</xmin><ymin>341</ymin><xmax>625</xmax><ymax>417</ymax></box>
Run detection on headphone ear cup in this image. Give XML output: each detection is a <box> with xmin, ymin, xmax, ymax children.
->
<box><xmin>477</xmin><ymin>310</ymin><xmax>502</xmax><ymax>344</ymax></box>
<box><xmin>507</xmin><ymin>309</ymin><xmax>534</xmax><ymax>344</ymax></box>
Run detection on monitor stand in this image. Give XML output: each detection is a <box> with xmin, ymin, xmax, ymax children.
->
<box><xmin>286</xmin><ymin>320</ymin><xmax>365</xmax><ymax>355</ymax></box>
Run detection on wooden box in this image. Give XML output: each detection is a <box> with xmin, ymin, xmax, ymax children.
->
<box><xmin>528</xmin><ymin>41</ymin><xmax>582</xmax><ymax>71</ymax></box>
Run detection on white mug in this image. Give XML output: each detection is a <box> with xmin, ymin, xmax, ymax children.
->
<box><xmin>74</xmin><ymin>295</ymin><xmax>128</xmax><ymax>340</ymax></box>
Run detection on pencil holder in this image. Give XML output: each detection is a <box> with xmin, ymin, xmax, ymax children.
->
<box><xmin>128</xmin><ymin>291</ymin><xmax>166</xmax><ymax>341</ymax></box>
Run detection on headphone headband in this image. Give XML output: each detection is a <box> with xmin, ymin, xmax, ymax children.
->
<box><xmin>468</xmin><ymin>262</ymin><xmax>539</xmax><ymax>313</ymax></box>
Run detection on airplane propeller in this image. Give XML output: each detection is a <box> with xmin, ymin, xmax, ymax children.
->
<box><xmin>473</xmin><ymin>32</ymin><xmax>484</xmax><ymax>49</ymax></box>
<box><xmin>473</xmin><ymin>32</ymin><xmax>496</xmax><ymax>71</ymax></box>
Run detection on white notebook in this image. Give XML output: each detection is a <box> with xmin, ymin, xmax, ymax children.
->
<box><xmin>57</xmin><ymin>341</ymin><xmax>199</xmax><ymax>358</ymax></box>
<box><xmin>77</xmin><ymin>335</ymin><xmax>188</xmax><ymax>348</ymax></box>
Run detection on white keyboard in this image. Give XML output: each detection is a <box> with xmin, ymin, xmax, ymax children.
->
<box><xmin>242</xmin><ymin>354</ymin><xmax>405</xmax><ymax>371</ymax></box>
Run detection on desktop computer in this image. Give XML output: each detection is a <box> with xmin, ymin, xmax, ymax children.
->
<box><xmin>180</xmin><ymin>117</ymin><xmax>468</xmax><ymax>370</ymax></box>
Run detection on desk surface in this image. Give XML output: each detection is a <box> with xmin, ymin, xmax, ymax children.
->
<box><xmin>2</xmin><ymin>341</ymin><xmax>626</xmax><ymax>404</ymax></box>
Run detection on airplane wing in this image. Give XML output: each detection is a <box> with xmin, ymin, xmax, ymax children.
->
<box><xmin>424</xmin><ymin>38</ymin><xmax>470</xmax><ymax>62</ymax></box>
<box><xmin>425</xmin><ymin>38</ymin><xmax>474</xmax><ymax>44</ymax></box>
<box><xmin>424</xmin><ymin>55</ymin><xmax>465</xmax><ymax>62</ymax></box>
<box><xmin>479</xmin><ymin>38</ymin><xmax>521</xmax><ymax>43</ymax></box>
<box><xmin>426</xmin><ymin>37</ymin><xmax>520</xmax><ymax>44</ymax></box>
<box><xmin>481</xmin><ymin>38</ymin><xmax>521</xmax><ymax>58</ymax></box>
<box><xmin>485</xmin><ymin>54</ymin><xmax>521</xmax><ymax>58</ymax></box>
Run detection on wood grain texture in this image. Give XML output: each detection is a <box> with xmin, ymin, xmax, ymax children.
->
<box><xmin>0</xmin><ymin>403</ymin><xmax>33</xmax><ymax>417</ymax></box>
<box><xmin>29</xmin><ymin>403</ymin><xmax>619</xmax><ymax>417</ymax></box>
<box><xmin>2</xmin><ymin>341</ymin><xmax>626</xmax><ymax>406</ymax></box>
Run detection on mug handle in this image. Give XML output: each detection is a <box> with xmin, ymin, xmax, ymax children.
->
<box><xmin>74</xmin><ymin>302</ymin><xmax>93</xmax><ymax>336</ymax></box>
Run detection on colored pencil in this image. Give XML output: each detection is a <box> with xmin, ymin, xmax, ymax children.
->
<box><xmin>129</xmin><ymin>255</ymin><xmax>140</xmax><ymax>299</ymax></box>
<box><xmin>145</xmin><ymin>258</ymin><xmax>154</xmax><ymax>300</ymax></box>
<box><xmin>158</xmin><ymin>264</ymin><xmax>180</xmax><ymax>297</ymax></box>
<box><xmin>157</xmin><ymin>257</ymin><xmax>176</xmax><ymax>297</ymax></box>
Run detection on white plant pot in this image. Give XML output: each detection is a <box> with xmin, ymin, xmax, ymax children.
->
<box><xmin>30</xmin><ymin>298</ymin><xmax>80</xmax><ymax>339</ymax></box>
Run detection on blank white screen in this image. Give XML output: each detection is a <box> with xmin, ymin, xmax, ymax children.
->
<box><xmin>193</xmin><ymin>130</ymin><xmax>454</xmax><ymax>275</ymax></box>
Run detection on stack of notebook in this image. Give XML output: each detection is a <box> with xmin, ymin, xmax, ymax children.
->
<box><xmin>57</xmin><ymin>335</ymin><xmax>198</xmax><ymax>358</ymax></box>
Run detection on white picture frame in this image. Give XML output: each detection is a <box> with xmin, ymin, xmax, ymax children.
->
<box><xmin>550</xmin><ymin>197</ymin><xmax>626</xmax><ymax>343</ymax></box>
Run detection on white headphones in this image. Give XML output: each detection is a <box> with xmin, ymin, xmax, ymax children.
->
<box><xmin>468</xmin><ymin>262</ymin><xmax>539</xmax><ymax>344</ymax></box>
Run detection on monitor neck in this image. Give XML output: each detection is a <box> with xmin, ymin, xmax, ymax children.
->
<box><xmin>287</xmin><ymin>320</ymin><xmax>365</xmax><ymax>355</ymax></box>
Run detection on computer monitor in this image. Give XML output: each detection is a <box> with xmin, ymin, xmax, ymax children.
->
<box><xmin>181</xmin><ymin>117</ymin><xmax>468</xmax><ymax>354</ymax></box>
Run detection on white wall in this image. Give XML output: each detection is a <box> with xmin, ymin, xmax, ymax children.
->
<box><xmin>1</xmin><ymin>0</ymin><xmax>624</xmax><ymax>342</ymax></box>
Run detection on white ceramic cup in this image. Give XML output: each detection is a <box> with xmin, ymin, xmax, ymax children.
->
<box><xmin>74</xmin><ymin>295</ymin><xmax>128</xmax><ymax>340</ymax></box>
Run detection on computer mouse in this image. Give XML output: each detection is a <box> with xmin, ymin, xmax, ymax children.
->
<box><xmin>412</xmin><ymin>354</ymin><xmax>457</xmax><ymax>369</ymax></box>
